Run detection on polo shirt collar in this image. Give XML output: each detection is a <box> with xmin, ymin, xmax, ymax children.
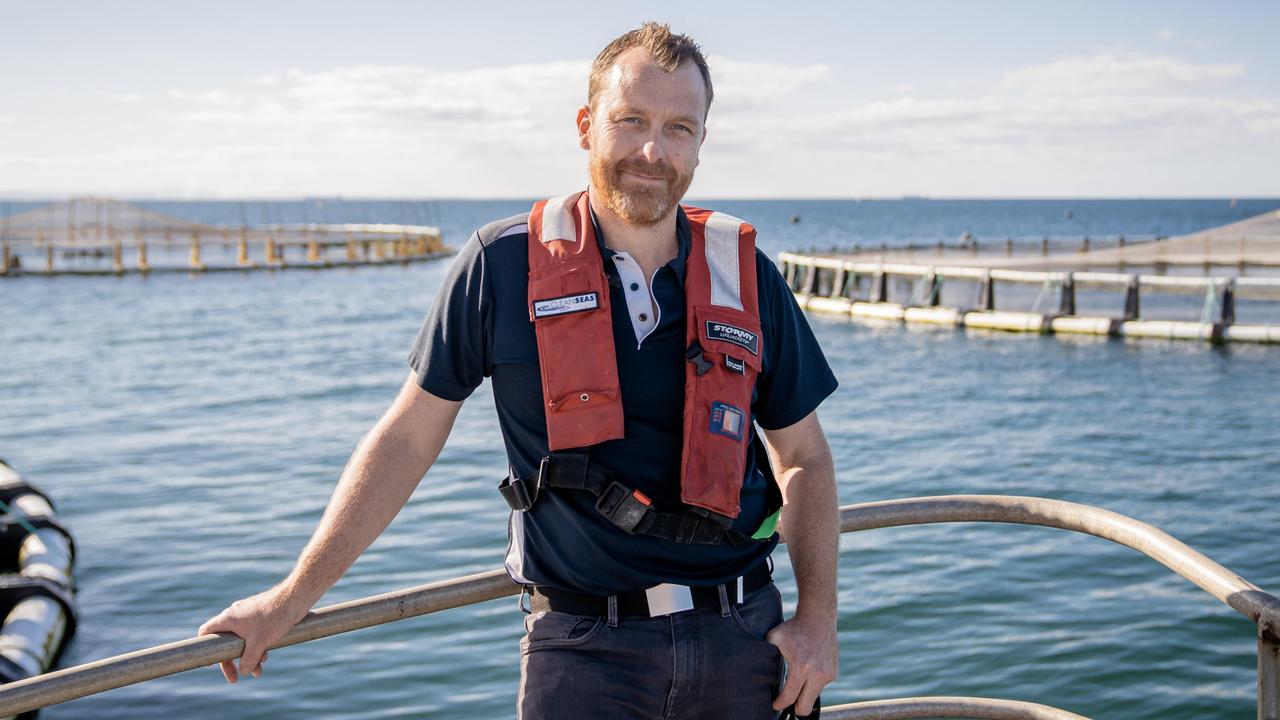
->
<box><xmin>588</xmin><ymin>201</ymin><xmax>691</xmax><ymax>287</ymax></box>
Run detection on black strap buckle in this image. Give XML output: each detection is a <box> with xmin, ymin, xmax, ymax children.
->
<box><xmin>498</xmin><ymin>473</ymin><xmax>535</xmax><ymax>511</ymax></box>
<box><xmin>498</xmin><ymin>456</ymin><xmax>551</xmax><ymax>512</ymax></box>
<box><xmin>594</xmin><ymin>481</ymin><xmax>653</xmax><ymax>534</ymax></box>
<box><xmin>685</xmin><ymin>341</ymin><xmax>713</xmax><ymax>376</ymax></box>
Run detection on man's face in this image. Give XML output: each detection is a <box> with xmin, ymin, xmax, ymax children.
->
<box><xmin>580</xmin><ymin>47</ymin><xmax>708</xmax><ymax>227</ymax></box>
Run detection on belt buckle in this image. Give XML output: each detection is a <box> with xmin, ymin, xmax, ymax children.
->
<box><xmin>644</xmin><ymin>583</ymin><xmax>694</xmax><ymax>617</ymax></box>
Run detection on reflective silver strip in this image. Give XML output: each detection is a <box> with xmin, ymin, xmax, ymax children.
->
<box><xmin>540</xmin><ymin>192</ymin><xmax>581</xmax><ymax>244</ymax></box>
<box><xmin>704</xmin><ymin>211</ymin><xmax>745</xmax><ymax>310</ymax></box>
<box><xmin>504</xmin><ymin>511</ymin><xmax>532</xmax><ymax>585</ymax></box>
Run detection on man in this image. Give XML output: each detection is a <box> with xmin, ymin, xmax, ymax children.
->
<box><xmin>200</xmin><ymin>22</ymin><xmax>839</xmax><ymax>719</ymax></box>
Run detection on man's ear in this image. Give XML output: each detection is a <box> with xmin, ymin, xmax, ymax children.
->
<box><xmin>577</xmin><ymin>105</ymin><xmax>592</xmax><ymax>150</ymax></box>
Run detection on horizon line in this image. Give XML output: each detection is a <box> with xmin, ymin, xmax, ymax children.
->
<box><xmin>1</xmin><ymin>194</ymin><xmax>1278</xmax><ymax>204</ymax></box>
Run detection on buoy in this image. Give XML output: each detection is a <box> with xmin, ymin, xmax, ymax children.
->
<box><xmin>0</xmin><ymin>460</ymin><xmax>77</xmax><ymax>689</ymax></box>
<box><xmin>789</xmin><ymin>215</ymin><xmax>801</xmax><ymax>224</ymax></box>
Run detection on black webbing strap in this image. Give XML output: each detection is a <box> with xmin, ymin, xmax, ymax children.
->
<box><xmin>498</xmin><ymin>452</ymin><xmax>759</xmax><ymax>546</ymax></box>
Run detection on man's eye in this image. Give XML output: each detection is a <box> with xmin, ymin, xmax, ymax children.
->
<box><xmin>671</xmin><ymin>124</ymin><xmax>693</xmax><ymax>134</ymax></box>
<box><xmin>621</xmin><ymin>117</ymin><xmax>642</xmax><ymax>125</ymax></box>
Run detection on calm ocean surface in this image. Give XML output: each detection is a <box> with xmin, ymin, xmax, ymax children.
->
<box><xmin>1</xmin><ymin>198</ymin><xmax>1278</xmax><ymax>718</ymax></box>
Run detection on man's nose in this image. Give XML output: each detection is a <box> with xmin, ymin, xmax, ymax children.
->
<box><xmin>640</xmin><ymin>138</ymin><xmax>667</xmax><ymax>164</ymax></box>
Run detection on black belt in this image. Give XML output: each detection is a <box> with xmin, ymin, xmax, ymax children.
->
<box><xmin>529</xmin><ymin>561</ymin><xmax>772</xmax><ymax>618</ymax></box>
<box><xmin>499</xmin><ymin>452</ymin><xmax>762</xmax><ymax>546</ymax></box>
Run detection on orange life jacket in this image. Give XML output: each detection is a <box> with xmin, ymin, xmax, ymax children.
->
<box><xmin>527</xmin><ymin>191</ymin><xmax>761</xmax><ymax>523</ymax></box>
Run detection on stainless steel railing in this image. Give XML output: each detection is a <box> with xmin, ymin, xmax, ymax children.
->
<box><xmin>0</xmin><ymin>495</ymin><xmax>1275</xmax><ymax>719</ymax></box>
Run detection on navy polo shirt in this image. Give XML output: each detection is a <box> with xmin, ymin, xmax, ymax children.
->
<box><xmin>408</xmin><ymin>204</ymin><xmax>838</xmax><ymax>595</ymax></box>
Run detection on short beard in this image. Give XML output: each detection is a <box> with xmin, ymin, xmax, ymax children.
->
<box><xmin>589</xmin><ymin>153</ymin><xmax>693</xmax><ymax>227</ymax></box>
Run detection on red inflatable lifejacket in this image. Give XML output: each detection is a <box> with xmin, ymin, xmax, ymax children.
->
<box><xmin>527</xmin><ymin>191</ymin><xmax>761</xmax><ymax>522</ymax></box>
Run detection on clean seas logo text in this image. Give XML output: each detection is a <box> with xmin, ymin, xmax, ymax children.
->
<box><xmin>532</xmin><ymin>292</ymin><xmax>599</xmax><ymax>318</ymax></box>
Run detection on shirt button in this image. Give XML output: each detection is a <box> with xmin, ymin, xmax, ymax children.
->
<box><xmin>614</xmin><ymin>255</ymin><xmax>625</xmax><ymax>262</ymax></box>
<box><xmin>630</xmin><ymin>282</ymin><xmax>640</xmax><ymax>291</ymax></box>
<box><xmin>639</xmin><ymin>313</ymin><xmax>648</xmax><ymax>322</ymax></box>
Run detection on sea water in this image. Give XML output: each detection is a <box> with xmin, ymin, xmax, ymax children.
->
<box><xmin>0</xmin><ymin>198</ymin><xmax>1277</xmax><ymax>718</ymax></box>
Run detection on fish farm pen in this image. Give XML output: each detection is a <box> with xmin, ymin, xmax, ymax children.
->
<box><xmin>780</xmin><ymin>208</ymin><xmax>1280</xmax><ymax>345</ymax></box>
<box><xmin>0</xmin><ymin>198</ymin><xmax>452</xmax><ymax>276</ymax></box>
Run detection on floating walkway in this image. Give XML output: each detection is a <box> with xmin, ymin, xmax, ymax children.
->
<box><xmin>0</xmin><ymin>198</ymin><xmax>452</xmax><ymax>277</ymax></box>
<box><xmin>0</xmin><ymin>495</ymin><xmax>1274</xmax><ymax>719</ymax></box>
<box><xmin>780</xmin><ymin>208</ymin><xmax>1280</xmax><ymax>345</ymax></box>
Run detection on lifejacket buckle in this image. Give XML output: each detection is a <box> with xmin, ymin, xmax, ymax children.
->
<box><xmin>499</xmin><ymin>458</ymin><xmax>551</xmax><ymax>512</ymax></box>
<box><xmin>685</xmin><ymin>341</ymin><xmax>713</xmax><ymax>376</ymax></box>
<box><xmin>594</xmin><ymin>481</ymin><xmax>653</xmax><ymax>534</ymax></box>
<box><xmin>498</xmin><ymin>473</ymin><xmax>536</xmax><ymax>511</ymax></box>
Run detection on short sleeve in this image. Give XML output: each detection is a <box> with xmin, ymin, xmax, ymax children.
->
<box><xmin>406</xmin><ymin>231</ymin><xmax>490</xmax><ymax>401</ymax></box>
<box><xmin>752</xmin><ymin>250</ymin><xmax>839</xmax><ymax>429</ymax></box>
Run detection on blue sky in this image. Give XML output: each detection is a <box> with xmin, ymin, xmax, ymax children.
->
<box><xmin>1</xmin><ymin>1</ymin><xmax>1276</xmax><ymax>198</ymax></box>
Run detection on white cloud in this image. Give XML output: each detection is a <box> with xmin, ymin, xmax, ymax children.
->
<box><xmin>3</xmin><ymin>50</ymin><xmax>1275</xmax><ymax>197</ymax></box>
<box><xmin>167</xmin><ymin>89</ymin><xmax>246</xmax><ymax>106</ymax></box>
<box><xmin>998</xmin><ymin>52</ymin><xmax>1243</xmax><ymax>96</ymax></box>
<box><xmin>98</xmin><ymin>92</ymin><xmax>142</xmax><ymax>103</ymax></box>
<box><xmin>0</xmin><ymin>115</ymin><xmax>13</xmax><ymax>125</ymax></box>
<box><xmin>166</xmin><ymin>62</ymin><xmax>584</xmax><ymax>136</ymax></box>
<box><xmin>718</xmin><ymin>51</ymin><xmax>1272</xmax><ymax>157</ymax></box>
<box><xmin>691</xmin><ymin>49</ymin><xmax>1279</xmax><ymax>196</ymax></box>
<box><xmin>707</xmin><ymin>56</ymin><xmax>831</xmax><ymax>110</ymax></box>
<box><xmin>1157</xmin><ymin>29</ymin><xmax>1176</xmax><ymax>41</ymax></box>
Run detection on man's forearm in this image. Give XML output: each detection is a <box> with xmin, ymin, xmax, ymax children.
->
<box><xmin>778</xmin><ymin>449</ymin><xmax>839</xmax><ymax>623</ymax></box>
<box><xmin>276</xmin><ymin>421</ymin><xmax>439</xmax><ymax>611</ymax></box>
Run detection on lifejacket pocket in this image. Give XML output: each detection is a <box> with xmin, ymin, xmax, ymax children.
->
<box><xmin>695</xmin><ymin>305</ymin><xmax>764</xmax><ymax>371</ymax></box>
<box><xmin>529</xmin><ymin>259</ymin><xmax>625</xmax><ymax>450</ymax></box>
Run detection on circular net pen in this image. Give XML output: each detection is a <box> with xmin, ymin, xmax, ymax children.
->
<box><xmin>0</xmin><ymin>198</ymin><xmax>451</xmax><ymax>276</ymax></box>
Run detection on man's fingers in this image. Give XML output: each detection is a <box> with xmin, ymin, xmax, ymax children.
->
<box><xmin>794</xmin><ymin>684</ymin><xmax>820</xmax><ymax>716</ymax></box>
<box><xmin>250</xmin><ymin>651</ymin><xmax>268</xmax><ymax>679</ymax></box>
<box><xmin>772</xmin><ymin>666</ymin><xmax>804</xmax><ymax>711</ymax></box>
<box><xmin>219</xmin><ymin>659</ymin><xmax>238</xmax><ymax>684</ymax></box>
<box><xmin>197</xmin><ymin>615</ymin><xmax>228</xmax><ymax>637</ymax></box>
<box><xmin>241</xmin><ymin>642</ymin><xmax>265</xmax><ymax>678</ymax></box>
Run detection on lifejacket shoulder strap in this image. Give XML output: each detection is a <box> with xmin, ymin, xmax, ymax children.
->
<box><xmin>682</xmin><ymin>206</ymin><xmax>760</xmax><ymax>316</ymax></box>
<box><xmin>679</xmin><ymin>206</ymin><xmax>764</xmax><ymax>524</ymax></box>
<box><xmin>527</xmin><ymin>192</ymin><xmax>625</xmax><ymax>450</ymax></box>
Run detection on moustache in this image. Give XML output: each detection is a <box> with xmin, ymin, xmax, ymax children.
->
<box><xmin>614</xmin><ymin>158</ymin><xmax>677</xmax><ymax>183</ymax></box>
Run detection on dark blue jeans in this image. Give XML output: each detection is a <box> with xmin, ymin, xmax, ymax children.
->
<box><xmin>517</xmin><ymin>582</ymin><xmax>785</xmax><ymax>719</ymax></box>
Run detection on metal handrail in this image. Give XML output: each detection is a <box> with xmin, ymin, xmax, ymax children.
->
<box><xmin>0</xmin><ymin>495</ymin><xmax>1275</xmax><ymax>718</ymax></box>
<box><xmin>822</xmin><ymin>696</ymin><xmax>1091</xmax><ymax>719</ymax></box>
<box><xmin>840</xmin><ymin>496</ymin><xmax>1280</xmax><ymax>635</ymax></box>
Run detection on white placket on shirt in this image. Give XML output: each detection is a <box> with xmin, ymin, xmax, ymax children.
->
<box><xmin>608</xmin><ymin>251</ymin><xmax>659</xmax><ymax>347</ymax></box>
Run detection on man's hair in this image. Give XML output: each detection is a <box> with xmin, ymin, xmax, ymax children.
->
<box><xmin>589</xmin><ymin>22</ymin><xmax>714</xmax><ymax>115</ymax></box>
